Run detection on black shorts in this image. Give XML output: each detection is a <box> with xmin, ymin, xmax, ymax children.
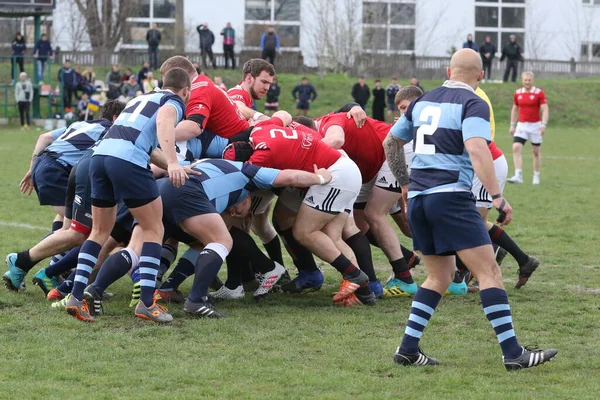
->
<box><xmin>32</xmin><ymin>153</ymin><xmax>71</xmax><ymax>206</ymax></box>
<box><xmin>296</xmin><ymin>101</ymin><xmax>310</xmax><ymax>110</ymax></box>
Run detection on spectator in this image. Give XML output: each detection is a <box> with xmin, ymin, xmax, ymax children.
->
<box><xmin>146</xmin><ymin>23</ymin><xmax>161</xmax><ymax>69</ymax></box>
<box><xmin>386</xmin><ymin>77</ymin><xmax>401</xmax><ymax>122</ymax></box>
<box><xmin>75</xmin><ymin>66</ymin><xmax>94</xmax><ymax>96</ymax></box>
<box><xmin>261</xmin><ymin>26</ymin><xmax>280</xmax><ymax>65</ymax></box>
<box><xmin>410</xmin><ymin>76</ymin><xmax>425</xmax><ymax>93</ymax></box>
<box><xmin>58</xmin><ymin>59</ymin><xmax>77</xmax><ymax>109</ymax></box>
<box><xmin>479</xmin><ymin>35</ymin><xmax>497</xmax><ymax>82</ymax></box>
<box><xmin>137</xmin><ymin>61</ymin><xmax>150</xmax><ymax>90</ymax></box>
<box><xmin>106</xmin><ymin>64</ymin><xmax>123</xmax><ymax>100</ymax></box>
<box><xmin>15</xmin><ymin>72</ymin><xmax>33</xmax><ymax>129</ymax></box>
<box><xmin>292</xmin><ymin>77</ymin><xmax>317</xmax><ymax>116</ymax></box>
<box><xmin>77</xmin><ymin>92</ymin><xmax>90</xmax><ymax>120</ymax></box>
<box><xmin>122</xmin><ymin>67</ymin><xmax>133</xmax><ymax>82</ymax></box>
<box><xmin>33</xmin><ymin>33</ymin><xmax>54</xmax><ymax>83</ymax></box>
<box><xmin>351</xmin><ymin>76</ymin><xmax>370</xmax><ymax>110</ymax></box>
<box><xmin>264</xmin><ymin>75</ymin><xmax>280</xmax><ymax>116</ymax></box>
<box><xmin>462</xmin><ymin>34</ymin><xmax>478</xmax><ymax>51</ymax></box>
<box><xmin>501</xmin><ymin>34</ymin><xmax>523</xmax><ymax>83</ymax></box>
<box><xmin>197</xmin><ymin>23</ymin><xmax>216</xmax><ymax>69</ymax></box>
<box><xmin>221</xmin><ymin>22</ymin><xmax>236</xmax><ymax>69</ymax></box>
<box><xmin>214</xmin><ymin>76</ymin><xmax>227</xmax><ymax>91</ymax></box>
<box><xmin>82</xmin><ymin>66</ymin><xmax>96</xmax><ymax>85</ymax></box>
<box><xmin>143</xmin><ymin>71</ymin><xmax>159</xmax><ymax>93</ymax></box>
<box><xmin>121</xmin><ymin>75</ymin><xmax>141</xmax><ymax>101</ymax></box>
<box><xmin>11</xmin><ymin>32</ymin><xmax>26</xmax><ymax>84</ymax></box>
<box><xmin>372</xmin><ymin>79</ymin><xmax>385</xmax><ymax>121</ymax></box>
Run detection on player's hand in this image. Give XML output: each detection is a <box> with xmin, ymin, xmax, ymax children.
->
<box><xmin>313</xmin><ymin>164</ymin><xmax>332</xmax><ymax>184</ymax></box>
<box><xmin>167</xmin><ymin>162</ymin><xmax>189</xmax><ymax>188</ymax></box>
<box><xmin>183</xmin><ymin>165</ymin><xmax>202</xmax><ymax>177</ymax></box>
<box><xmin>493</xmin><ymin>196</ymin><xmax>513</xmax><ymax>226</ymax></box>
<box><xmin>509</xmin><ymin>126</ymin><xmax>516</xmax><ymax>136</ymax></box>
<box><xmin>19</xmin><ymin>170</ymin><xmax>34</xmax><ymax>195</ymax></box>
<box><xmin>540</xmin><ymin>125</ymin><xmax>546</xmax><ymax>136</ymax></box>
<box><xmin>346</xmin><ymin>106</ymin><xmax>367</xmax><ymax>128</ymax></box>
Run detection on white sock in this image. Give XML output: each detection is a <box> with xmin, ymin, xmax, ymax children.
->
<box><xmin>515</xmin><ymin>169</ymin><xmax>522</xmax><ymax>177</ymax></box>
<box><xmin>534</xmin><ymin>171</ymin><xmax>540</xmax><ymax>177</ymax></box>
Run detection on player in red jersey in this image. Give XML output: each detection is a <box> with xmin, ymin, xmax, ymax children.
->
<box><xmin>313</xmin><ymin>111</ymin><xmax>418</xmax><ymax>298</ymax></box>
<box><xmin>507</xmin><ymin>71</ymin><xmax>549</xmax><ymax>185</ymax></box>
<box><xmin>228</xmin><ymin>59</ymin><xmax>274</xmax><ymax>109</ymax></box>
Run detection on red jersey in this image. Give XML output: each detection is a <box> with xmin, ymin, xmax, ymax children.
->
<box><xmin>227</xmin><ymin>84</ymin><xmax>253</xmax><ymax>108</ymax></box>
<box><xmin>488</xmin><ymin>141</ymin><xmax>503</xmax><ymax>161</ymax></box>
<box><xmin>249</xmin><ymin>118</ymin><xmax>341</xmax><ymax>172</ymax></box>
<box><xmin>187</xmin><ymin>74</ymin><xmax>249</xmax><ymax>138</ymax></box>
<box><xmin>514</xmin><ymin>87</ymin><xmax>547</xmax><ymax>123</ymax></box>
<box><xmin>317</xmin><ymin>113</ymin><xmax>389</xmax><ymax>183</ymax></box>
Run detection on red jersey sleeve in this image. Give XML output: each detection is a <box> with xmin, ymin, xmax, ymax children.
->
<box><xmin>538</xmin><ymin>90</ymin><xmax>547</xmax><ymax>105</ymax></box>
<box><xmin>186</xmin><ymin>86</ymin><xmax>211</xmax><ymax>128</ymax></box>
<box><xmin>513</xmin><ymin>91</ymin><xmax>519</xmax><ymax>106</ymax></box>
<box><xmin>319</xmin><ymin>114</ymin><xmax>347</xmax><ymax>135</ymax></box>
<box><xmin>248</xmin><ymin>149</ymin><xmax>273</xmax><ymax>168</ymax></box>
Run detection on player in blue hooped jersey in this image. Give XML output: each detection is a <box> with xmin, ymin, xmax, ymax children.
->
<box><xmin>175</xmin><ymin>130</ymin><xmax>229</xmax><ymax>165</ymax></box>
<box><xmin>157</xmin><ymin>158</ymin><xmax>332</xmax><ymax>317</ymax></box>
<box><xmin>65</xmin><ymin>67</ymin><xmax>195</xmax><ymax>323</ymax></box>
<box><xmin>385</xmin><ymin>49</ymin><xmax>557</xmax><ymax>370</ymax></box>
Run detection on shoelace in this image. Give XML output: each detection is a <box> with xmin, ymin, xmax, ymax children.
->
<box><xmin>155</xmin><ymin>303</ymin><xmax>169</xmax><ymax>313</ymax></box>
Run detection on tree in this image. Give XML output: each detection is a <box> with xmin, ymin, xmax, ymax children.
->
<box><xmin>54</xmin><ymin>0</ymin><xmax>89</xmax><ymax>52</ymax></box>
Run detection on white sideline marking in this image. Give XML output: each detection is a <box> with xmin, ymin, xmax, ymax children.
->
<box><xmin>544</xmin><ymin>155</ymin><xmax>597</xmax><ymax>162</ymax></box>
<box><xmin>0</xmin><ymin>221</ymin><xmax>47</xmax><ymax>231</ymax></box>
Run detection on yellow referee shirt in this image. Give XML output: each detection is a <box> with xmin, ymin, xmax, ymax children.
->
<box><xmin>475</xmin><ymin>86</ymin><xmax>495</xmax><ymax>141</ymax></box>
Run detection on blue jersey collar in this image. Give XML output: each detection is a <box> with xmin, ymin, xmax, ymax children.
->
<box><xmin>442</xmin><ymin>80</ymin><xmax>475</xmax><ymax>93</ymax></box>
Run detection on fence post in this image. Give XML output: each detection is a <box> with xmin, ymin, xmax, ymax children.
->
<box><xmin>32</xmin><ymin>15</ymin><xmax>42</xmax><ymax>118</ymax></box>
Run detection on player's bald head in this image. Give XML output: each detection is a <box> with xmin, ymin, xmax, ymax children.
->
<box><xmin>447</xmin><ymin>49</ymin><xmax>484</xmax><ymax>88</ymax></box>
<box><xmin>160</xmin><ymin>56</ymin><xmax>197</xmax><ymax>78</ymax></box>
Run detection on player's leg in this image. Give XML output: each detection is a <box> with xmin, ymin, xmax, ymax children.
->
<box><xmin>342</xmin><ymin>216</ymin><xmax>381</xmax><ymax>297</ymax></box>
<box><xmin>508</xmin><ymin>135</ymin><xmax>526</xmax><ymax>183</ymax></box>
<box><xmin>532</xmin><ymin>142</ymin><xmax>542</xmax><ymax>185</ymax></box>
<box><xmin>250</xmin><ymin>194</ymin><xmax>284</xmax><ymax>266</ymax></box>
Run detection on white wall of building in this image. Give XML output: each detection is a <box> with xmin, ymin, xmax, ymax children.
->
<box><xmin>415</xmin><ymin>0</ymin><xmax>473</xmax><ymax>57</ymax></box>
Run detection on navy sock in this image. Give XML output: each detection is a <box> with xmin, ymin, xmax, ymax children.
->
<box><xmin>188</xmin><ymin>243</ymin><xmax>228</xmax><ymax>303</ymax></box>
<box><xmin>72</xmin><ymin>240</ymin><xmax>102</xmax><ymax>301</ymax></box>
<box><xmin>391</xmin><ymin>258</ymin><xmax>414</xmax><ymax>283</ymax></box>
<box><xmin>52</xmin><ymin>221</ymin><xmax>63</xmax><ymax>232</ymax></box>
<box><xmin>56</xmin><ymin>270</ymin><xmax>76</xmax><ymax>295</ymax></box>
<box><xmin>489</xmin><ymin>226</ymin><xmax>529</xmax><ymax>266</ymax></box>
<box><xmin>48</xmin><ymin>252</ymin><xmax>66</xmax><ymax>268</ymax></box>
<box><xmin>344</xmin><ymin>232</ymin><xmax>377</xmax><ymax>281</ymax></box>
<box><xmin>225</xmin><ymin>253</ymin><xmax>247</xmax><ymax>289</ymax></box>
<box><xmin>279</xmin><ymin>227</ymin><xmax>318</xmax><ymax>272</ymax></box>
<box><xmin>158</xmin><ymin>243</ymin><xmax>177</xmax><ymax>280</ymax></box>
<box><xmin>480</xmin><ymin>287</ymin><xmax>522</xmax><ymax>359</ymax></box>
<box><xmin>92</xmin><ymin>249</ymin><xmax>135</xmax><ymax>294</ymax></box>
<box><xmin>160</xmin><ymin>248</ymin><xmax>200</xmax><ymax>292</ymax></box>
<box><xmin>139</xmin><ymin>242</ymin><xmax>162</xmax><ymax>307</ymax></box>
<box><xmin>131</xmin><ymin>266</ymin><xmax>141</xmax><ymax>284</ymax></box>
<box><xmin>263</xmin><ymin>235</ymin><xmax>283</xmax><ymax>265</ymax></box>
<box><xmin>45</xmin><ymin>246</ymin><xmax>80</xmax><ymax>277</ymax></box>
<box><xmin>399</xmin><ymin>287</ymin><xmax>442</xmax><ymax>354</ymax></box>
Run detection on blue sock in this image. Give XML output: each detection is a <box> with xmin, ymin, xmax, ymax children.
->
<box><xmin>480</xmin><ymin>287</ymin><xmax>522</xmax><ymax>359</ymax></box>
<box><xmin>52</xmin><ymin>221</ymin><xmax>63</xmax><ymax>232</ymax></box>
<box><xmin>159</xmin><ymin>248</ymin><xmax>200</xmax><ymax>292</ymax></box>
<box><xmin>139</xmin><ymin>242</ymin><xmax>162</xmax><ymax>307</ymax></box>
<box><xmin>188</xmin><ymin>243</ymin><xmax>228</xmax><ymax>303</ymax></box>
<box><xmin>158</xmin><ymin>244</ymin><xmax>177</xmax><ymax>280</ymax></box>
<box><xmin>92</xmin><ymin>249</ymin><xmax>136</xmax><ymax>294</ymax></box>
<box><xmin>130</xmin><ymin>266</ymin><xmax>141</xmax><ymax>284</ymax></box>
<box><xmin>48</xmin><ymin>251</ymin><xmax>67</xmax><ymax>267</ymax></box>
<box><xmin>399</xmin><ymin>287</ymin><xmax>442</xmax><ymax>354</ymax></box>
<box><xmin>56</xmin><ymin>270</ymin><xmax>76</xmax><ymax>295</ymax></box>
<box><xmin>71</xmin><ymin>240</ymin><xmax>102</xmax><ymax>301</ymax></box>
<box><xmin>45</xmin><ymin>246</ymin><xmax>80</xmax><ymax>277</ymax></box>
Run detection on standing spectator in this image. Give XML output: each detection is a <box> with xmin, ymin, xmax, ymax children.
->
<box><xmin>260</xmin><ymin>26</ymin><xmax>280</xmax><ymax>65</ymax></box>
<box><xmin>410</xmin><ymin>76</ymin><xmax>425</xmax><ymax>93</ymax></box>
<box><xmin>221</xmin><ymin>22</ymin><xmax>236</xmax><ymax>69</ymax></box>
<box><xmin>146</xmin><ymin>23</ymin><xmax>161</xmax><ymax>70</ymax></box>
<box><xmin>137</xmin><ymin>61</ymin><xmax>150</xmax><ymax>90</ymax></box>
<box><xmin>264</xmin><ymin>76</ymin><xmax>281</xmax><ymax>116</ymax></box>
<box><xmin>58</xmin><ymin>59</ymin><xmax>77</xmax><ymax>109</ymax></box>
<box><xmin>386</xmin><ymin>77</ymin><xmax>401</xmax><ymax>122</ymax></box>
<box><xmin>197</xmin><ymin>23</ymin><xmax>216</xmax><ymax>69</ymax></box>
<box><xmin>33</xmin><ymin>33</ymin><xmax>54</xmax><ymax>83</ymax></box>
<box><xmin>351</xmin><ymin>76</ymin><xmax>370</xmax><ymax>110</ymax></box>
<box><xmin>15</xmin><ymin>72</ymin><xmax>33</xmax><ymax>129</ymax></box>
<box><xmin>372</xmin><ymin>79</ymin><xmax>386</xmax><ymax>121</ymax></box>
<box><xmin>291</xmin><ymin>77</ymin><xmax>317</xmax><ymax>116</ymax></box>
<box><xmin>462</xmin><ymin>34</ymin><xmax>478</xmax><ymax>51</ymax></box>
<box><xmin>106</xmin><ymin>64</ymin><xmax>123</xmax><ymax>100</ymax></box>
<box><xmin>122</xmin><ymin>68</ymin><xmax>133</xmax><ymax>82</ymax></box>
<box><xmin>77</xmin><ymin>92</ymin><xmax>90</xmax><ymax>120</ymax></box>
<box><xmin>83</xmin><ymin>66</ymin><xmax>96</xmax><ymax>86</ymax></box>
<box><xmin>501</xmin><ymin>34</ymin><xmax>523</xmax><ymax>83</ymax></box>
<box><xmin>479</xmin><ymin>35</ymin><xmax>497</xmax><ymax>82</ymax></box>
<box><xmin>121</xmin><ymin>75</ymin><xmax>141</xmax><ymax>101</ymax></box>
<box><xmin>11</xmin><ymin>32</ymin><xmax>26</xmax><ymax>84</ymax></box>
<box><xmin>142</xmin><ymin>71</ymin><xmax>159</xmax><ymax>93</ymax></box>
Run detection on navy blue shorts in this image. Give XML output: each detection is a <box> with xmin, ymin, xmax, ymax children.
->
<box><xmin>407</xmin><ymin>192</ymin><xmax>491</xmax><ymax>256</ymax></box>
<box><xmin>32</xmin><ymin>153</ymin><xmax>71</xmax><ymax>206</ymax></box>
<box><xmin>90</xmin><ymin>155</ymin><xmax>159</xmax><ymax>208</ymax></box>
<box><xmin>296</xmin><ymin>101</ymin><xmax>310</xmax><ymax>110</ymax></box>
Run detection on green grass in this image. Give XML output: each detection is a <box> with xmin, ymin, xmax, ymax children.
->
<box><xmin>1</xmin><ymin>120</ymin><xmax>600</xmax><ymax>398</ymax></box>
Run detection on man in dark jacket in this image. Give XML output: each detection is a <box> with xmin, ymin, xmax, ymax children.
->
<box><xmin>58</xmin><ymin>59</ymin><xmax>77</xmax><ymax>109</ymax></box>
<box><xmin>292</xmin><ymin>77</ymin><xmax>317</xmax><ymax>116</ymax></box>
<box><xmin>11</xmin><ymin>32</ymin><xmax>26</xmax><ymax>84</ymax></box>
<box><xmin>33</xmin><ymin>33</ymin><xmax>54</xmax><ymax>83</ymax></box>
<box><xmin>501</xmin><ymin>34</ymin><xmax>523</xmax><ymax>83</ymax></box>
<box><xmin>261</xmin><ymin>27</ymin><xmax>280</xmax><ymax>65</ymax></box>
<box><xmin>462</xmin><ymin>34</ymin><xmax>478</xmax><ymax>51</ymax></box>
<box><xmin>221</xmin><ymin>22</ymin><xmax>236</xmax><ymax>69</ymax></box>
<box><xmin>372</xmin><ymin>79</ymin><xmax>386</xmax><ymax>121</ymax></box>
<box><xmin>479</xmin><ymin>35</ymin><xmax>497</xmax><ymax>81</ymax></box>
<box><xmin>351</xmin><ymin>76</ymin><xmax>370</xmax><ymax>110</ymax></box>
<box><xmin>197</xmin><ymin>23</ymin><xmax>216</xmax><ymax>69</ymax></box>
<box><xmin>146</xmin><ymin>23</ymin><xmax>162</xmax><ymax>70</ymax></box>
<box><xmin>137</xmin><ymin>60</ymin><xmax>150</xmax><ymax>90</ymax></box>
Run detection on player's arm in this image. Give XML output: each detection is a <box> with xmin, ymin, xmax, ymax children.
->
<box><xmin>274</xmin><ymin>165</ymin><xmax>332</xmax><ymax>188</ymax></box>
<box><xmin>383</xmin><ymin>133</ymin><xmax>408</xmax><ymax>186</ymax></box>
<box><xmin>540</xmin><ymin>103</ymin><xmax>549</xmax><ymax>135</ymax></box>
<box><xmin>236</xmin><ymin>102</ymin><xmax>267</xmax><ymax>122</ymax></box>
<box><xmin>157</xmin><ymin>105</ymin><xmax>197</xmax><ymax>187</ymax></box>
<box><xmin>509</xmin><ymin>105</ymin><xmax>519</xmax><ymax>135</ymax></box>
<box><xmin>322</xmin><ymin>125</ymin><xmax>345</xmax><ymax>149</ymax></box>
<box><xmin>271</xmin><ymin>110</ymin><xmax>292</xmax><ymax>126</ymax></box>
<box><xmin>20</xmin><ymin>131</ymin><xmax>59</xmax><ymax>195</ymax></box>
<box><xmin>175</xmin><ymin>120</ymin><xmax>203</xmax><ymax>142</ymax></box>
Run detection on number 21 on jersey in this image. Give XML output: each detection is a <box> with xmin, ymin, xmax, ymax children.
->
<box><xmin>414</xmin><ymin>105</ymin><xmax>441</xmax><ymax>155</ymax></box>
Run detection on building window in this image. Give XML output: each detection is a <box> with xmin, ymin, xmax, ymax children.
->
<box><xmin>123</xmin><ymin>0</ymin><xmax>176</xmax><ymax>49</ymax></box>
<box><xmin>580</xmin><ymin>43</ymin><xmax>600</xmax><ymax>61</ymax></box>
<box><xmin>474</xmin><ymin>0</ymin><xmax>525</xmax><ymax>56</ymax></box>
<box><xmin>582</xmin><ymin>0</ymin><xmax>600</xmax><ymax>5</ymax></box>
<box><xmin>244</xmin><ymin>0</ymin><xmax>301</xmax><ymax>51</ymax></box>
<box><xmin>362</xmin><ymin>0</ymin><xmax>416</xmax><ymax>55</ymax></box>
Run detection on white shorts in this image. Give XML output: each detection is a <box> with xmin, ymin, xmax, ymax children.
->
<box><xmin>404</xmin><ymin>141</ymin><xmax>414</xmax><ymax>173</ymax></box>
<box><xmin>277</xmin><ymin>187</ymin><xmax>306</xmax><ymax>213</ymax></box>
<box><xmin>303</xmin><ymin>155</ymin><xmax>362</xmax><ymax>214</ymax></box>
<box><xmin>250</xmin><ymin>190</ymin><xmax>276</xmax><ymax>215</ymax></box>
<box><xmin>514</xmin><ymin>122</ymin><xmax>543</xmax><ymax>144</ymax></box>
<box><xmin>356</xmin><ymin>160</ymin><xmax>400</xmax><ymax>204</ymax></box>
<box><xmin>472</xmin><ymin>155</ymin><xmax>509</xmax><ymax>209</ymax></box>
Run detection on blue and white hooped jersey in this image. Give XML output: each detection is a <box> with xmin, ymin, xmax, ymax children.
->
<box><xmin>191</xmin><ymin>159</ymin><xmax>280</xmax><ymax>213</ymax></box>
<box><xmin>175</xmin><ymin>130</ymin><xmax>229</xmax><ymax>165</ymax></box>
<box><xmin>390</xmin><ymin>80</ymin><xmax>491</xmax><ymax>198</ymax></box>
<box><xmin>93</xmin><ymin>90</ymin><xmax>185</xmax><ymax>169</ymax></box>
<box><xmin>44</xmin><ymin>119</ymin><xmax>112</xmax><ymax>167</ymax></box>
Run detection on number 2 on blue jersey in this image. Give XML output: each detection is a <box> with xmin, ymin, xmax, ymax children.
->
<box><xmin>415</xmin><ymin>106</ymin><xmax>441</xmax><ymax>155</ymax></box>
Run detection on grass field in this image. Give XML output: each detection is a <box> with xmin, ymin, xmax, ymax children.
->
<box><xmin>1</xmin><ymin>99</ymin><xmax>600</xmax><ymax>397</ymax></box>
